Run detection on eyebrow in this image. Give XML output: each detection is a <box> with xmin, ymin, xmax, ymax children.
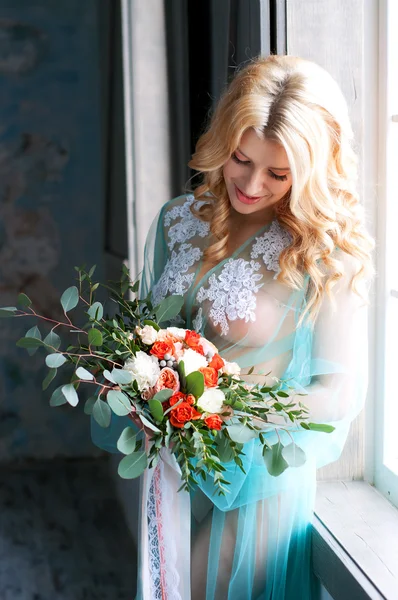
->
<box><xmin>236</xmin><ymin>147</ymin><xmax>291</xmax><ymax>171</ymax></box>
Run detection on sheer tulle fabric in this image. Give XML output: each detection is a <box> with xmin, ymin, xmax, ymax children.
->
<box><xmin>92</xmin><ymin>194</ymin><xmax>369</xmax><ymax>599</ymax></box>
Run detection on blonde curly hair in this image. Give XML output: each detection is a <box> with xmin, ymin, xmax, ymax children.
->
<box><xmin>188</xmin><ymin>54</ymin><xmax>374</xmax><ymax>324</ymax></box>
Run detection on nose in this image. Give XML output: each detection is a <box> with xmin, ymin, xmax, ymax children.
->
<box><xmin>241</xmin><ymin>169</ymin><xmax>267</xmax><ymax>196</ymax></box>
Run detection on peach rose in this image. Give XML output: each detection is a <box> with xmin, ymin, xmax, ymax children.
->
<box><xmin>150</xmin><ymin>339</ymin><xmax>175</xmax><ymax>360</ymax></box>
<box><xmin>154</xmin><ymin>367</ymin><xmax>180</xmax><ymax>394</ymax></box>
<box><xmin>204</xmin><ymin>414</ymin><xmax>223</xmax><ymax>431</ymax></box>
<box><xmin>199</xmin><ymin>367</ymin><xmax>219</xmax><ymax>388</ymax></box>
<box><xmin>209</xmin><ymin>353</ymin><xmax>225</xmax><ymax>371</ymax></box>
<box><xmin>169</xmin><ymin>391</ymin><xmax>186</xmax><ymax>406</ymax></box>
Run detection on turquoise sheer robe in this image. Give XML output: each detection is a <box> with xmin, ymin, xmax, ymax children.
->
<box><xmin>92</xmin><ymin>193</ymin><xmax>369</xmax><ymax>600</ymax></box>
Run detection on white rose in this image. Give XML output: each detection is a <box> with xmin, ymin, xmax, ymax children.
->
<box><xmin>136</xmin><ymin>324</ymin><xmax>158</xmax><ymax>345</ymax></box>
<box><xmin>178</xmin><ymin>348</ymin><xmax>207</xmax><ymax>375</ymax></box>
<box><xmin>197</xmin><ymin>388</ymin><xmax>225</xmax><ymax>414</ymax></box>
<box><xmin>222</xmin><ymin>361</ymin><xmax>241</xmax><ymax>377</ymax></box>
<box><xmin>166</xmin><ymin>327</ymin><xmax>187</xmax><ymax>339</ymax></box>
<box><xmin>123</xmin><ymin>351</ymin><xmax>160</xmax><ymax>391</ymax></box>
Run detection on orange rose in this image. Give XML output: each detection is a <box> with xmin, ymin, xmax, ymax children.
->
<box><xmin>186</xmin><ymin>394</ymin><xmax>196</xmax><ymax>406</ymax></box>
<box><xmin>204</xmin><ymin>414</ymin><xmax>223</xmax><ymax>430</ymax></box>
<box><xmin>169</xmin><ymin>402</ymin><xmax>202</xmax><ymax>428</ymax></box>
<box><xmin>150</xmin><ymin>339</ymin><xmax>175</xmax><ymax>360</ymax></box>
<box><xmin>154</xmin><ymin>367</ymin><xmax>180</xmax><ymax>394</ymax></box>
<box><xmin>209</xmin><ymin>353</ymin><xmax>225</xmax><ymax>371</ymax></box>
<box><xmin>169</xmin><ymin>391</ymin><xmax>186</xmax><ymax>406</ymax></box>
<box><xmin>199</xmin><ymin>367</ymin><xmax>219</xmax><ymax>388</ymax></box>
<box><xmin>185</xmin><ymin>330</ymin><xmax>205</xmax><ymax>356</ymax></box>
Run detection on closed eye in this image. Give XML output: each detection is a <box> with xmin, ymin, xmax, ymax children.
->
<box><xmin>231</xmin><ymin>153</ymin><xmax>288</xmax><ymax>182</ymax></box>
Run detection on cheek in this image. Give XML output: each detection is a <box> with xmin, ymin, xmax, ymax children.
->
<box><xmin>223</xmin><ymin>160</ymin><xmax>242</xmax><ymax>182</ymax></box>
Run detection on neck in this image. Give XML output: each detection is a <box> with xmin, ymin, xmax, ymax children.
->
<box><xmin>229</xmin><ymin>206</ymin><xmax>276</xmax><ymax>230</ymax></box>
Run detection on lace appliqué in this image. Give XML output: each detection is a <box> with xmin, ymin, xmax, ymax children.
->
<box><xmin>152</xmin><ymin>243</ymin><xmax>202</xmax><ymax>305</ymax></box>
<box><xmin>147</xmin><ymin>462</ymin><xmax>181</xmax><ymax>599</ymax></box>
<box><xmin>192</xmin><ymin>307</ymin><xmax>203</xmax><ymax>333</ymax></box>
<box><xmin>251</xmin><ymin>219</ymin><xmax>292</xmax><ymax>278</ymax></box>
<box><xmin>196</xmin><ymin>259</ymin><xmax>263</xmax><ymax>336</ymax></box>
<box><xmin>164</xmin><ymin>195</ymin><xmax>210</xmax><ymax>251</ymax></box>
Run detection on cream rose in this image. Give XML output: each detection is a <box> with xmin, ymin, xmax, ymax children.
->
<box><xmin>136</xmin><ymin>324</ymin><xmax>158</xmax><ymax>345</ymax></box>
<box><xmin>222</xmin><ymin>361</ymin><xmax>241</xmax><ymax>377</ymax></box>
<box><xmin>123</xmin><ymin>351</ymin><xmax>160</xmax><ymax>391</ymax></box>
<box><xmin>197</xmin><ymin>388</ymin><xmax>225</xmax><ymax>414</ymax></box>
<box><xmin>166</xmin><ymin>327</ymin><xmax>187</xmax><ymax>340</ymax></box>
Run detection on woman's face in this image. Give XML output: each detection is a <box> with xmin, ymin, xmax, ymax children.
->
<box><xmin>223</xmin><ymin>128</ymin><xmax>292</xmax><ymax>218</ymax></box>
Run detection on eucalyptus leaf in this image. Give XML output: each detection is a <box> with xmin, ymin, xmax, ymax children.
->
<box><xmin>76</xmin><ymin>366</ymin><xmax>94</xmax><ymax>381</ymax></box>
<box><xmin>61</xmin><ymin>384</ymin><xmax>79</xmax><ymax>407</ymax></box>
<box><xmin>148</xmin><ymin>399</ymin><xmax>164</xmax><ymax>422</ymax></box>
<box><xmin>103</xmin><ymin>369</ymin><xmax>116</xmax><ymax>383</ymax></box>
<box><xmin>17</xmin><ymin>293</ymin><xmax>32</xmax><ymax>308</ymax></box>
<box><xmin>214</xmin><ymin>433</ymin><xmax>235</xmax><ymax>463</ymax></box>
<box><xmin>107</xmin><ymin>389</ymin><xmax>131</xmax><ymax>416</ymax></box>
<box><xmin>263</xmin><ymin>442</ymin><xmax>289</xmax><ymax>477</ymax></box>
<box><xmin>185</xmin><ymin>371</ymin><xmax>205</xmax><ymax>398</ymax></box>
<box><xmin>60</xmin><ymin>286</ymin><xmax>79</xmax><ymax>313</ymax></box>
<box><xmin>281</xmin><ymin>443</ymin><xmax>307</xmax><ymax>468</ymax></box>
<box><xmin>50</xmin><ymin>386</ymin><xmax>67</xmax><ymax>407</ymax></box>
<box><xmin>92</xmin><ymin>398</ymin><xmax>111</xmax><ymax>427</ymax></box>
<box><xmin>155</xmin><ymin>295</ymin><xmax>184</xmax><ymax>324</ymax></box>
<box><xmin>84</xmin><ymin>397</ymin><xmax>97</xmax><ymax>415</ymax></box>
<box><xmin>118</xmin><ymin>451</ymin><xmax>148</xmax><ymax>479</ymax></box>
<box><xmin>117</xmin><ymin>427</ymin><xmax>137</xmax><ymax>455</ymax></box>
<box><xmin>43</xmin><ymin>330</ymin><xmax>61</xmax><ymax>351</ymax></box>
<box><xmin>42</xmin><ymin>368</ymin><xmax>57</xmax><ymax>390</ymax></box>
<box><xmin>87</xmin><ymin>301</ymin><xmax>103</xmax><ymax>321</ymax></box>
<box><xmin>111</xmin><ymin>368</ymin><xmax>133</xmax><ymax>385</ymax></box>
<box><xmin>88</xmin><ymin>328</ymin><xmax>103</xmax><ymax>346</ymax></box>
<box><xmin>142</xmin><ymin>319</ymin><xmax>160</xmax><ymax>331</ymax></box>
<box><xmin>307</xmin><ymin>423</ymin><xmax>335</xmax><ymax>433</ymax></box>
<box><xmin>177</xmin><ymin>360</ymin><xmax>186</xmax><ymax>390</ymax></box>
<box><xmin>152</xmin><ymin>389</ymin><xmax>173</xmax><ymax>402</ymax></box>
<box><xmin>226</xmin><ymin>423</ymin><xmax>259</xmax><ymax>444</ymax></box>
<box><xmin>16</xmin><ymin>337</ymin><xmax>43</xmax><ymax>350</ymax></box>
<box><xmin>139</xmin><ymin>414</ymin><xmax>161</xmax><ymax>433</ymax></box>
<box><xmin>45</xmin><ymin>353</ymin><xmax>67</xmax><ymax>368</ymax></box>
<box><xmin>0</xmin><ymin>307</ymin><xmax>17</xmax><ymax>318</ymax></box>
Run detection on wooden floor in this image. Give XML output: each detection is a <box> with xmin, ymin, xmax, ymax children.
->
<box><xmin>0</xmin><ymin>458</ymin><xmax>137</xmax><ymax>600</ymax></box>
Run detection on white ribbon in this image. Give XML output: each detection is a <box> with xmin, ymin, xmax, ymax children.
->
<box><xmin>138</xmin><ymin>442</ymin><xmax>191</xmax><ymax>599</ymax></box>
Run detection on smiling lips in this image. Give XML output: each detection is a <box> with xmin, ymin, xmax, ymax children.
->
<box><xmin>234</xmin><ymin>184</ymin><xmax>263</xmax><ymax>205</ymax></box>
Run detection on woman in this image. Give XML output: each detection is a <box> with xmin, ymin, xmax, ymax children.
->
<box><xmin>94</xmin><ymin>55</ymin><xmax>374</xmax><ymax>599</ymax></box>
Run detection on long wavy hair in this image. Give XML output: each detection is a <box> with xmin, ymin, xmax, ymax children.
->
<box><xmin>188</xmin><ymin>54</ymin><xmax>374</xmax><ymax>324</ymax></box>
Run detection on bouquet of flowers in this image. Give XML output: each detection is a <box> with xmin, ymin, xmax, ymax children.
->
<box><xmin>0</xmin><ymin>265</ymin><xmax>334</xmax><ymax>496</ymax></box>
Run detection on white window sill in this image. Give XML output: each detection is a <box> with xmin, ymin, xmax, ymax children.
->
<box><xmin>313</xmin><ymin>481</ymin><xmax>398</xmax><ymax>600</ymax></box>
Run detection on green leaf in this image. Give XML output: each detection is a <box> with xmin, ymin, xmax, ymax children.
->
<box><xmin>50</xmin><ymin>386</ymin><xmax>67</xmax><ymax>407</ymax></box>
<box><xmin>17</xmin><ymin>293</ymin><xmax>32</xmax><ymax>308</ymax></box>
<box><xmin>84</xmin><ymin>397</ymin><xmax>96</xmax><ymax>415</ymax></box>
<box><xmin>155</xmin><ymin>295</ymin><xmax>184</xmax><ymax>323</ymax></box>
<box><xmin>92</xmin><ymin>398</ymin><xmax>112</xmax><ymax>427</ymax></box>
<box><xmin>42</xmin><ymin>368</ymin><xmax>57</xmax><ymax>390</ymax></box>
<box><xmin>45</xmin><ymin>353</ymin><xmax>67</xmax><ymax>368</ymax></box>
<box><xmin>88</xmin><ymin>328</ymin><xmax>103</xmax><ymax>346</ymax></box>
<box><xmin>89</xmin><ymin>265</ymin><xmax>97</xmax><ymax>278</ymax></box>
<box><xmin>276</xmin><ymin>390</ymin><xmax>290</xmax><ymax>398</ymax></box>
<box><xmin>61</xmin><ymin>384</ymin><xmax>79</xmax><ymax>407</ymax></box>
<box><xmin>16</xmin><ymin>337</ymin><xmax>43</xmax><ymax>349</ymax></box>
<box><xmin>87</xmin><ymin>301</ymin><xmax>103</xmax><ymax>321</ymax></box>
<box><xmin>143</xmin><ymin>319</ymin><xmax>160</xmax><ymax>331</ymax></box>
<box><xmin>111</xmin><ymin>368</ymin><xmax>133</xmax><ymax>385</ymax></box>
<box><xmin>281</xmin><ymin>443</ymin><xmax>307</xmax><ymax>468</ymax></box>
<box><xmin>307</xmin><ymin>423</ymin><xmax>336</xmax><ymax>433</ymax></box>
<box><xmin>139</xmin><ymin>414</ymin><xmax>161</xmax><ymax>433</ymax></box>
<box><xmin>263</xmin><ymin>442</ymin><xmax>289</xmax><ymax>477</ymax></box>
<box><xmin>0</xmin><ymin>307</ymin><xmax>17</xmax><ymax>318</ymax></box>
<box><xmin>76</xmin><ymin>366</ymin><xmax>94</xmax><ymax>381</ymax></box>
<box><xmin>103</xmin><ymin>369</ymin><xmax>116</xmax><ymax>383</ymax></box>
<box><xmin>214</xmin><ymin>434</ymin><xmax>235</xmax><ymax>463</ymax></box>
<box><xmin>43</xmin><ymin>330</ymin><xmax>61</xmax><ymax>351</ymax></box>
<box><xmin>185</xmin><ymin>371</ymin><xmax>205</xmax><ymax>398</ymax></box>
<box><xmin>148</xmin><ymin>399</ymin><xmax>164</xmax><ymax>422</ymax></box>
<box><xmin>226</xmin><ymin>423</ymin><xmax>259</xmax><ymax>444</ymax></box>
<box><xmin>60</xmin><ymin>286</ymin><xmax>79</xmax><ymax>313</ymax></box>
<box><xmin>118</xmin><ymin>451</ymin><xmax>148</xmax><ymax>479</ymax></box>
<box><xmin>177</xmin><ymin>361</ymin><xmax>186</xmax><ymax>390</ymax></box>
<box><xmin>107</xmin><ymin>389</ymin><xmax>131</xmax><ymax>416</ymax></box>
<box><xmin>25</xmin><ymin>325</ymin><xmax>42</xmax><ymax>356</ymax></box>
<box><xmin>152</xmin><ymin>389</ymin><xmax>173</xmax><ymax>402</ymax></box>
<box><xmin>117</xmin><ymin>427</ymin><xmax>137</xmax><ymax>454</ymax></box>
